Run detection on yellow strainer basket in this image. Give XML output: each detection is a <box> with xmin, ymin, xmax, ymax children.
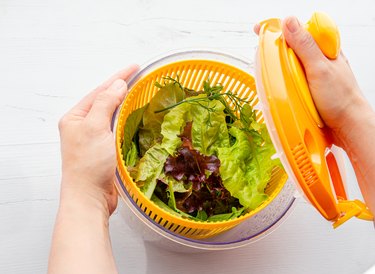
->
<box><xmin>114</xmin><ymin>51</ymin><xmax>288</xmax><ymax>239</ymax></box>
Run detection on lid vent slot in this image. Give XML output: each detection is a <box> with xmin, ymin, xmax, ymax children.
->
<box><xmin>292</xmin><ymin>143</ymin><xmax>318</xmax><ymax>186</ymax></box>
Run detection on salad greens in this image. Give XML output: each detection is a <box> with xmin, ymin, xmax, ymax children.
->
<box><xmin>122</xmin><ymin>76</ymin><xmax>281</xmax><ymax>222</ymax></box>
<box><xmin>217</xmin><ymin>125</ymin><xmax>280</xmax><ymax>210</ymax></box>
<box><xmin>138</xmin><ymin>82</ymin><xmax>185</xmax><ymax>155</ymax></box>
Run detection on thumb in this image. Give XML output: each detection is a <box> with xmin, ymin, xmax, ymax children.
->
<box><xmin>282</xmin><ymin>16</ymin><xmax>327</xmax><ymax>67</ymax></box>
<box><xmin>87</xmin><ymin>79</ymin><xmax>128</xmax><ymax>128</ymax></box>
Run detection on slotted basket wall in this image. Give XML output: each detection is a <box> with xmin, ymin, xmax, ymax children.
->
<box><xmin>115</xmin><ymin>57</ymin><xmax>288</xmax><ymax>239</ymax></box>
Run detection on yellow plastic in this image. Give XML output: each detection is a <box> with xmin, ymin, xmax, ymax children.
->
<box><xmin>305</xmin><ymin>12</ymin><xmax>340</xmax><ymax>59</ymax></box>
<box><xmin>258</xmin><ymin>13</ymin><xmax>373</xmax><ymax>227</ymax></box>
<box><xmin>115</xmin><ymin>59</ymin><xmax>288</xmax><ymax>239</ymax></box>
<box><xmin>287</xmin><ymin>48</ymin><xmax>325</xmax><ymax>128</ymax></box>
<box><xmin>334</xmin><ymin>200</ymin><xmax>373</xmax><ymax>228</ymax></box>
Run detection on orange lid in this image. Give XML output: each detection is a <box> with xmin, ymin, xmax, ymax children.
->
<box><xmin>255</xmin><ymin>12</ymin><xmax>373</xmax><ymax>227</ymax></box>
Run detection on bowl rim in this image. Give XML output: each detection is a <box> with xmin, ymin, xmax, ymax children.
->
<box><xmin>111</xmin><ymin>49</ymin><xmax>296</xmax><ymax>246</ymax></box>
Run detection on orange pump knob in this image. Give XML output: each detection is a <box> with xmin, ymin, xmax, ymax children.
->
<box><xmin>305</xmin><ymin>12</ymin><xmax>341</xmax><ymax>59</ymax></box>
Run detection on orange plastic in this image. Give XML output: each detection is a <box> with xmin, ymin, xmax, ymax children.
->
<box><xmin>257</xmin><ymin>13</ymin><xmax>373</xmax><ymax>227</ymax></box>
<box><xmin>305</xmin><ymin>12</ymin><xmax>340</xmax><ymax>59</ymax></box>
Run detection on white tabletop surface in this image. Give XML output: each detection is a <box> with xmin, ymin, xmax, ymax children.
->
<box><xmin>1</xmin><ymin>0</ymin><xmax>375</xmax><ymax>273</ymax></box>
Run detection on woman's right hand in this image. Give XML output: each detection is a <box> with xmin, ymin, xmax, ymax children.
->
<box><xmin>255</xmin><ymin>16</ymin><xmax>375</xmax><ymax>217</ymax></box>
<box><xmin>255</xmin><ymin>16</ymin><xmax>373</xmax><ymax>147</ymax></box>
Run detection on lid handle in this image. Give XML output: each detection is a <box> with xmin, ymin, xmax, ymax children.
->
<box><xmin>305</xmin><ymin>12</ymin><xmax>341</xmax><ymax>59</ymax></box>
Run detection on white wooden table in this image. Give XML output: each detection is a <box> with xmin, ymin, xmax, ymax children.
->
<box><xmin>1</xmin><ymin>1</ymin><xmax>374</xmax><ymax>273</ymax></box>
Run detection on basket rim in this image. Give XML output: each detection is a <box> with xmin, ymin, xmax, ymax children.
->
<box><xmin>112</xmin><ymin>50</ymin><xmax>288</xmax><ymax>229</ymax></box>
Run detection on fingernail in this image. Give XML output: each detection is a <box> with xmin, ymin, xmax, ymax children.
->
<box><xmin>111</xmin><ymin>79</ymin><xmax>125</xmax><ymax>90</ymax></box>
<box><xmin>286</xmin><ymin>17</ymin><xmax>300</xmax><ymax>33</ymax></box>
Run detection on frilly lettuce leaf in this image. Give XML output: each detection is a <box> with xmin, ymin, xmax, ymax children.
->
<box><xmin>134</xmin><ymin>102</ymin><xmax>192</xmax><ymax>198</ymax></box>
<box><xmin>138</xmin><ymin>82</ymin><xmax>185</xmax><ymax>155</ymax></box>
<box><xmin>217</xmin><ymin>125</ymin><xmax>280</xmax><ymax>210</ymax></box>
<box><xmin>160</xmin><ymin>102</ymin><xmax>191</xmax><ymax>155</ymax></box>
<box><xmin>163</xmin><ymin>120</ymin><xmax>239</xmax><ymax>217</ymax></box>
<box><xmin>136</xmin><ymin>143</ymin><xmax>169</xmax><ymax>198</ymax></box>
<box><xmin>190</xmin><ymin>97</ymin><xmax>230</xmax><ymax>156</ymax></box>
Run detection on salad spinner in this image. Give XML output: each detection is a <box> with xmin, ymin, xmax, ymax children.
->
<box><xmin>113</xmin><ymin>12</ymin><xmax>373</xmax><ymax>242</ymax></box>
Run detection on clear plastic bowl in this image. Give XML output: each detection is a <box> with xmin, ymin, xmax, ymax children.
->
<box><xmin>111</xmin><ymin>50</ymin><xmax>296</xmax><ymax>252</ymax></box>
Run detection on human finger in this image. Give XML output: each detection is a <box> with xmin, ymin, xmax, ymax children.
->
<box><xmin>86</xmin><ymin>79</ymin><xmax>128</xmax><ymax>129</ymax></box>
<box><xmin>67</xmin><ymin>65</ymin><xmax>138</xmax><ymax>119</ymax></box>
<box><xmin>281</xmin><ymin>16</ymin><xmax>327</xmax><ymax>68</ymax></box>
<box><xmin>253</xmin><ymin>23</ymin><xmax>260</xmax><ymax>35</ymax></box>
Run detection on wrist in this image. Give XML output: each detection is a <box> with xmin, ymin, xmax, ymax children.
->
<box><xmin>334</xmin><ymin>96</ymin><xmax>375</xmax><ymax>149</ymax></box>
<box><xmin>59</xmin><ymin>178</ymin><xmax>111</xmax><ymax>221</ymax></box>
<box><xmin>50</xmin><ymin>180</ymin><xmax>117</xmax><ymax>274</ymax></box>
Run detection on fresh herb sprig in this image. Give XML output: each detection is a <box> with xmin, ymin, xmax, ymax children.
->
<box><xmin>154</xmin><ymin>76</ymin><xmax>251</xmax><ymax>123</ymax></box>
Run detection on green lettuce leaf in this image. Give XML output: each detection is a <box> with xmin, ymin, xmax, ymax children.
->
<box><xmin>135</xmin><ymin>143</ymin><xmax>169</xmax><ymax>199</ymax></box>
<box><xmin>125</xmin><ymin>141</ymin><xmax>139</xmax><ymax>167</ymax></box>
<box><xmin>138</xmin><ymin>83</ymin><xmax>185</xmax><ymax>155</ymax></box>
<box><xmin>158</xmin><ymin>173</ymin><xmax>191</xmax><ymax>193</ymax></box>
<box><xmin>122</xmin><ymin>104</ymin><xmax>148</xmax><ymax>163</ymax></box>
<box><xmin>151</xmin><ymin>195</ymin><xmax>181</xmax><ymax>217</ymax></box>
<box><xmin>166</xmin><ymin>181</ymin><xmax>199</xmax><ymax>220</ymax></box>
<box><xmin>207</xmin><ymin>207</ymin><xmax>245</xmax><ymax>222</ymax></box>
<box><xmin>251</xmin><ymin>124</ymin><xmax>282</xmax><ymax>191</ymax></box>
<box><xmin>195</xmin><ymin>210</ymin><xmax>208</xmax><ymax>221</ymax></box>
<box><xmin>152</xmin><ymin>194</ymin><xmax>244</xmax><ymax>222</ymax></box>
<box><xmin>190</xmin><ymin>97</ymin><xmax>230</xmax><ymax>155</ymax></box>
<box><xmin>160</xmin><ymin>102</ymin><xmax>192</xmax><ymax>155</ymax></box>
<box><xmin>239</xmin><ymin>103</ymin><xmax>264</xmax><ymax>145</ymax></box>
<box><xmin>152</xmin><ymin>193</ymin><xmax>199</xmax><ymax>221</ymax></box>
<box><xmin>134</xmin><ymin>102</ymin><xmax>192</xmax><ymax>198</ymax></box>
<box><xmin>217</xmin><ymin>125</ymin><xmax>279</xmax><ymax>210</ymax></box>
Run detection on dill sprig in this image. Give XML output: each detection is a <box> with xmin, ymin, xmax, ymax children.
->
<box><xmin>154</xmin><ymin>76</ymin><xmax>251</xmax><ymax>123</ymax></box>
